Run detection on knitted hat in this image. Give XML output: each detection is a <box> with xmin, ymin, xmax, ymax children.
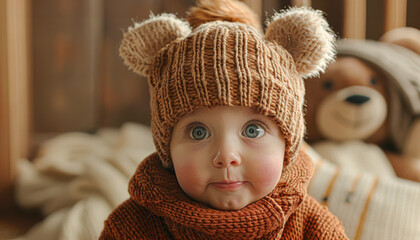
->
<box><xmin>119</xmin><ymin>0</ymin><xmax>335</xmax><ymax>169</ymax></box>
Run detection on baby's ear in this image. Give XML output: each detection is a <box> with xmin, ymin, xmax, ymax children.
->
<box><xmin>119</xmin><ymin>13</ymin><xmax>191</xmax><ymax>76</ymax></box>
<box><xmin>265</xmin><ymin>8</ymin><xmax>336</xmax><ymax>79</ymax></box>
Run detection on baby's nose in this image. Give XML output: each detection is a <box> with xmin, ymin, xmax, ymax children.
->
<box><xmin>212</xmin><ymin>149</ymin><xmax>241</xmax><ymax>168</ymax></box>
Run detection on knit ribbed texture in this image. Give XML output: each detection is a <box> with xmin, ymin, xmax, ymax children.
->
<box><xmin>120</xmin><ymin>14</ymin><xmax>191</xmax><ymax>76</ymax></box>
<box><xmin>265</xmin><ymin>8</ymin><xmax>336</xmax><ymax>79</ymax></box>
<box><xmin>146</xmin><ymin>21</ymin><xmax>304</xmax><ymax>168</ymax></box>
<box><xmin>99</xmin><ymin>150</ymin><xmax>349</xmax><ymax>239</ymax></box>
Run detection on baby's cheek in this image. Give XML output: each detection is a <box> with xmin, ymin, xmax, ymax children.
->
<box><xmin>174</xmin><ymin>161</ymin><xmax>205</xmax><ymax>196</ymax></box>
<box><xmin>252</xmin><ymin>155</ymin><xmax>283</xmax><ymax>189</ymax></box>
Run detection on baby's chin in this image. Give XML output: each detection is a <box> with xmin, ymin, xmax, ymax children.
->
<box><xmin>207</xmin><ymin>197</ymin><xmax>258</xmax><ymax>211</ymax></box>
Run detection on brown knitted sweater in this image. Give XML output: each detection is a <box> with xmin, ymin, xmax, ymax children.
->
<box><xmin>99</xmin><ymin>150</ymin><xmax>348</xmax><ymax>239</ymax></box>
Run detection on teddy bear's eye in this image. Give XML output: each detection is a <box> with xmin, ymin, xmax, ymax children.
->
<box><xmin>370</xmin><ymin>77</ymin><xmax>377</xmax><ymax>85</ymax></box>
<box><xmin>322</xmin><ymin>80</ymin><xmax>333</xmax><ymax>90</ymax></box>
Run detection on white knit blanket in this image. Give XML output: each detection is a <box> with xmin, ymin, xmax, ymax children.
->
<box><xmin>14</xmin><ymin>123</ymin><xmax>155</xmax><ymax>240</ymax></box>
<box><xmin>14</xmin><ymin>123</ymin><xmax>420</xmax><ymax>240</ymax></box>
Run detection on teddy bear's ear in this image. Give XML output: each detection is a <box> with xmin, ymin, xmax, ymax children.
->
<box><xmin>265</xmin><ymin>8</ymin><xmax>336</xmax><ymax>79</ymax></box>
<box><xmin>119</xmin><ymin>13</ymin><xmax>191</xmax><ymax>77</ymax></box>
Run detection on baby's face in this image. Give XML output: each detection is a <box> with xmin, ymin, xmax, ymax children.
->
<box><xmin>170</xmin><ymin>106</ymin><xmax>285</xmax><ymax>210</ymax></box>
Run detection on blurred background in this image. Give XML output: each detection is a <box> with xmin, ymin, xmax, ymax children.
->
<box><xmin>1</xmin><ymin>0</ymin><xmax>419</xmax><ymax>238</ymax></box>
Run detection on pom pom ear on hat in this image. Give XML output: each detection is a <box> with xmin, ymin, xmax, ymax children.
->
<box><xmin>119</xmin><ymin>13</ymin><xmax>191</xmax><ymax>76</ymax></box>
<box><xmin>265</xmin><ymin>7</ymin><xmax>336</xmax><ymax>79</ymax></box>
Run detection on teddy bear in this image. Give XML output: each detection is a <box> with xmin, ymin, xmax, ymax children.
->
<box><xmin>304</xmin><ymin>35</ymin><xmax>420</xmax><ymax>182</ymax></box>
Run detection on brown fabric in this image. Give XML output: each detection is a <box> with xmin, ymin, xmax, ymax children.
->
<box><xmin>99</xmin><ymin>151</ymin><xmax>348</xmax><ymax>239</ymax></box>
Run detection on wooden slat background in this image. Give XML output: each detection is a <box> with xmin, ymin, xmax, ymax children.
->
<box><xmin>33</xmin><ymin>1</ymin><xmax>99</xmax><ymax>132</ymax></box>
<box><xmin>0</xmin><ymin>0</ymin><xmax>31</xmax><ymax>209</ymax></box>
<box><xmin>0</xmin><ymin>0</ymin><xmax>12</xmax><ymax>207</ymax></box>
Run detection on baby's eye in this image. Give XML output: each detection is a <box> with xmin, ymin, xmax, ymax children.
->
<box><xmin>189</xmin><ymin>126</ymin><xmax>210</xmax><ymax>140</ymax></box>
<box><xmin>243</xmin><ymin>124</ymin><xmax>265</xmax><ymax>138</ymax></box>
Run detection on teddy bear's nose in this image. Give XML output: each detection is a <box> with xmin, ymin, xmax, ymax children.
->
<box><xmin>345</xmin><ymin>95</ymin><xmax>370</xmax><ymax>105</ymax></box>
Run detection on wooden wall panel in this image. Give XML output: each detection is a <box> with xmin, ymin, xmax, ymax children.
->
<box><xmin>343</xmin><ymin>0</ymin><xmax>366</xmax><ymax>39</ymax></box>
<box><xmin>0</xmin><ymin>0</ymin><xmax>31</xmax><ymax>208</ymax></box>
<box><xmin>313</xmin><ymin>0</ymin><xmax>417</xmax><ymax>40</ymax></box>
<box><xmin>312</xmin><ymin>0</ymin><xmax>344</xmax><ymax>38</ymax></box>
<box><xmin>162</xmin><ymin>0</ymin><xmax>194</xmax><ymax>17</ymax></box>
<box><xmin>100</xmin><ymin>0</ymin><xmax>161</xmax><ymax>127</ymax></box>
<box><xmin>291</xmin><ymin>0</ymin><xmax>311</xmax><ymax>7</ymax></box>
<box><xmin>406</xmin><ymin>0</ymin><xmax>420</xmax><ymax>30</ymax></box>
<box><xmin>0</xmin><ymin>0</ymin><xmax>12</xmax><ymax>205</ymax></box>
<box><xmin>366</xmin><ymin>0</ymin><xmax>385</xmax><ymax>40</ymax></box>
<box><xmin>384</xmin><ymin>0</ymin><xmax>407</xmax><ymax>32</ymax></box>
<box><xmin>262</xmin><ymin>0</ymin><xmax>282</xmax><ymax>20</ymax></box>
<box><xmin>32</xmin><ymin>0</ymin><xmax>101</xmax><ymax>133</ymax></box>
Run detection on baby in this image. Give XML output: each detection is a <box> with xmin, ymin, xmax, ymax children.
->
<box><xmin>100</xmin><ymin>0</ymin><xmax>348</xmax><ymax>239</ymax></box>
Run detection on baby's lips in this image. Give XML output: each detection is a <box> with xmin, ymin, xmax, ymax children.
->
<box><xmin>211</xmin><ymin>181</ymin><xmax>246</xmax><ymax>191</ymax></box>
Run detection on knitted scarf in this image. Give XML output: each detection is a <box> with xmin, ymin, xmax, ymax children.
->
<box><xmin>100</xmin><ymin>151</ymin><xmax>349</xmax><ymax>239</ymax></box>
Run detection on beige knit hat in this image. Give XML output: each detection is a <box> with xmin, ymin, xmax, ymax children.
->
<box><xmin>119</xmin><ymin>1</ymin><xmax>335</xmax><ymax>169</ymax></box>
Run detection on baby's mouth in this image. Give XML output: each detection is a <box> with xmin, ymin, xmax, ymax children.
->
<box><xmin>211</xmin><ymin>181</ymin><xmax>246</xmax><ymax>191</ymax></box>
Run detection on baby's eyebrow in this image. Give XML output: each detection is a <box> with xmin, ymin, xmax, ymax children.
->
<box><xmin>181</xmin><ymin>120</ymin><xmax>205</xmax><ymax>132</ymax></box>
